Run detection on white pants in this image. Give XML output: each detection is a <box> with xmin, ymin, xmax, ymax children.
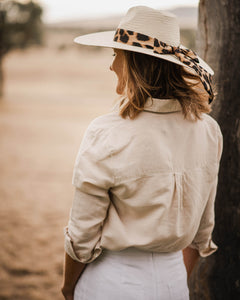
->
<box><xmin>74</xmin><ymin>248</ymin><xmax>189</xmax><ymax>300</ymax></box>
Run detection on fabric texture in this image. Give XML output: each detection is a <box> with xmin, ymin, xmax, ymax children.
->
<box><xmin>74</xmin><ymin>248</ymin><xmax>189</xmax><ymax>300</ymax></box>
<box><xmin>64</xmin><ymin>98</ymin><xmax>223</xmax><ymax>263</ymax></box>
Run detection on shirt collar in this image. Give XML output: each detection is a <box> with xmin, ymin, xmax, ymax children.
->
<box><xmin>144</xmin><ymin>98</ymin><xmax>182</xmax><ymax>114</ymax></box>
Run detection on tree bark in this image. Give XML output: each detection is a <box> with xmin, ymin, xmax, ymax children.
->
<box><xmin>0</xmin><ymin>55</ymin><xmax>3</xmax><ymax>98</ymax></box>
<box><xmin>189</xmin><ymin>0</ymin><xmax>240</xmax><ymax>299</ymax></box>
<box><xmin>0</xmin><ymin>8</ymin><xmax>5</xmax><ymax>98</ymax></box>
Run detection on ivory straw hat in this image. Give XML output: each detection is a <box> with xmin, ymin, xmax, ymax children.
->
<box><xmin>74</xmin><ymin>6</ymin><xmax>214</xmax><ymax>101</ymax></box>
<box><xmin>75</xmin><ymin>6</ymin><xmax>213</xmax><ymax>74</ymax></box>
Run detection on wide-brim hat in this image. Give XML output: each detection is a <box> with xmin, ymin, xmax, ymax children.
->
<box><xmin>74</xmin><ymin>6</ymin><xmax>214</xmax><ymax>102</ymax></box>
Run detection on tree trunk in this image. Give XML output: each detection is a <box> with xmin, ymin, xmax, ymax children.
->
<box><xmin>0</xmin><ymin>8</ymin><xmax>5</xmax><ymax>98</ymax></box>
<box><xmin>189</xmin><ymin>0</ymin><xmax>240</xmax><ymax>299</ymax></box>
<box><xmin>0</xmin><ymin>55</ymin><xmax>3</xmax><ymax>98</ymax></box>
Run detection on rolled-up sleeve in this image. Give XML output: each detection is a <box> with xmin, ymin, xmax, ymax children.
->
<box><xmin>189</xmin><ymin>176</ymin><xmax>218</xmax><ymax>257</ymax></box>
<box><xmin>64</xmin><ymin>122</ymin><xmax>113</xmax><ymax>263</ymax></box>
<box><xmin>189</xmin><ymin>125</ymin><xmax>223</xmax><ymax>257</ymax></box>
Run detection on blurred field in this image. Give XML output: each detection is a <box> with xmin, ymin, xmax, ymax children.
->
<box><xmin>0</xmin><ymin>45</ymin><xmax>117</xmax><ymax>300</ymax></box>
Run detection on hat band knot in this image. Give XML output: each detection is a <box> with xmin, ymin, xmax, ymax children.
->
<box><xmin>114</xmin><ymin>28</ymin><xmax>213</xmax><ymax>103</ymax></box>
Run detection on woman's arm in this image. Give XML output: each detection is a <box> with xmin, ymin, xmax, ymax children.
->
<box><xmin>61</xmin><ymin>252</ymin><xmax>86</xmax><ymax>300</ymax></box>
<box><xmin>182</xmin><ymin>247</ymin><xmax>200</xmax><ymax>279</ymax></box>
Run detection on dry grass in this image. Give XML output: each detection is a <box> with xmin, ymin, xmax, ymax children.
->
<box><xmin>0</xmin><ymin>45</ymin><xmax>117</xmax><ymax>300</ymax></box>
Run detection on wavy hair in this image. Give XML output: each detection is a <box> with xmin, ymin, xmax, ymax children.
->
<box><xmin>119</xmin><ymin>50</ymin><xmax>213</xmax><ymax>120</ymax></box>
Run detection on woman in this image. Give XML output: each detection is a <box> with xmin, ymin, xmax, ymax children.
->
<box><xmin>62</xmin><ymin>6</ymin><xmax>222</xmax><ymax>300</ymax></box>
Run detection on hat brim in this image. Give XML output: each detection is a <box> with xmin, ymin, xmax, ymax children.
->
<box><xmin>74</xmin><ymin>31</ymin><xmax>214</xmax><ymax>75</ymax></box>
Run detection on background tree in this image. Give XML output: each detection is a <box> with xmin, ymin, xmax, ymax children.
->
<box><xmin>189</xmin><ymin>0</ymin><xmax>240</xmax><ymax>299</ymax></box>
<box><xmin>0</xmin><ymin>0</ymin><xmax>43</xmax><ymax>97</ymax></box>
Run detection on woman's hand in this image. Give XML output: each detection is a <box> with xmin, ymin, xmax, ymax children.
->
<box><xmin>61</xmin><ymin>286</ymin><xmax>74</xmax><ymax>300</ymax></box>
<box><xmin>182</xmin><ymin>247</ymin><xmax>199</xmax><ymax>279</ymax></box>
<box><xmin>62</xmin><ymin>252</ymin><xmax>86</xmax><ymax>300</ymax></box>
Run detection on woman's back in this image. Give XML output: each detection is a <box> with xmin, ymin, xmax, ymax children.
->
<box><xmin>72</xmin><ymin>98</ymin><xmax>222</xmax><ymax>258</ymax></box>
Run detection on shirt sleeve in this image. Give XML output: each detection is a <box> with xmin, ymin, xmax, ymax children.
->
<box><xmin>64</xmin><ymin>122</ymin><xmax>113</xmax><ymax>263</ymax></box>
<box><xmin>188</xmin><ymin>177</ymin><xmax>218</xmax><ymax>257</ymax></box>
<box><xmin>189</xmin><ymin>124</ymin><xmax>223</xmax><ymax>257</ymax></box>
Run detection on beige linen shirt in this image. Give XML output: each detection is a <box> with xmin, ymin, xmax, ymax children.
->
<box><xmin>64</xmin><ymin>98</ymin><xmax>223</xmax><ymax>263</ymax></box>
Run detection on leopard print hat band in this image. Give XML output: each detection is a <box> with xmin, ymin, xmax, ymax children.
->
<box><xmin>114</xmin><ymin>28</ymin><xmax>214</xmax><ymax>104</ymax></box>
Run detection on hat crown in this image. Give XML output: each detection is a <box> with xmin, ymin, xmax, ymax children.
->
<box><xmin>118</xmin><ymin>6</ymin><xmax>180</xmax><ymax>47</ymax></box>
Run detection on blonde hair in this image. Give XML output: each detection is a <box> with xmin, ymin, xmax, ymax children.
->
<box><xmin>119</xmin><ymin>50</ymin><xmax>213</xmax><ymax>120</ymax></box>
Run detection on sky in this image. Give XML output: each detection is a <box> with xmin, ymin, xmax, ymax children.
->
<box><xmin>36</xmin><ymin>0</ymin><xmax>199</xmax><ymax>23</ymax></box>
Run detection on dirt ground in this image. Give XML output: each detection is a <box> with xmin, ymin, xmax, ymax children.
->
<box><xmin>0</xmin><ymin>46</ymin><xmax>117</xmax><ymax>300</ymax></box>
